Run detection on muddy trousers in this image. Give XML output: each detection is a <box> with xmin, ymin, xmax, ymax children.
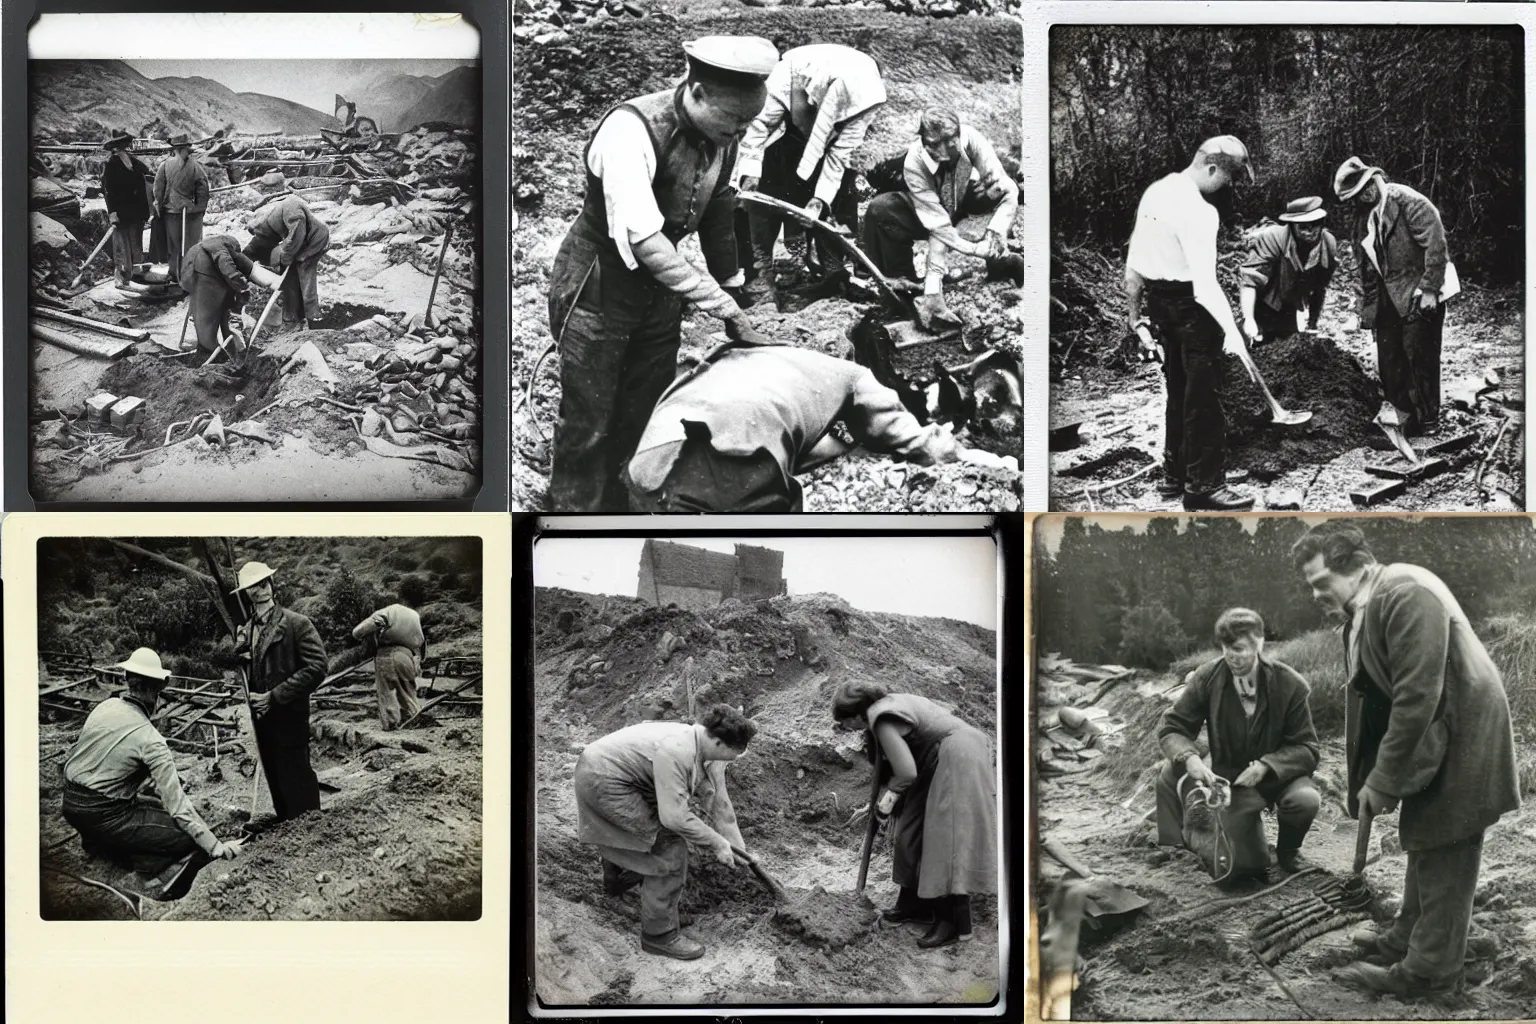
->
<box><xmin>186</xmin><ymin>272</ymin><xmax>242</xmax><ymax>353</ymax></box>
<box><xmin>61</xmin><ymin>780</ymin><xmax>201</xmax><ymax>868</ymax></box>
<box><xmin>252</xmin><ymin>718</ymin><xmax>321</xmax><ymax>822</ymax></box>
<box><xmin>591</xmin><ymin>829</ymin><xmax>689</xmax><ymax>940</ymax></box>
<box><xmin>374</xmin><ymin>645</ymin><xmax>421</xmax><ymax>731</ymax></box>
<box><xmin>1377</xmin><ymin>832</ymin><xmax>1483</xmax><ymax>985</ymax></box>
<box><xmin>1155</xmin><ymin>760</ymin><xmax>1320</xmax><ymax>872</ymax></box>
<box><xmin>1145</xmin><ymin>282</ymin><xmax>1228</xmax><ymax>492</ymax></box>
<box><xmin>747</xmin><ymin>128</ymin><xmax>859</xmax><ymax>281</ymax></box>
<box><xmin>1374</xmin><ymin>297</ymin><xmax>1444</xmax><ymax>431</ymax></box>
<box><xmin>861</xmin><ymin>188</ymin><xmax>1002</xmax><ymax>283</ymax></box>
<box><xmin>110</xmin><ymin>220</ymin><xmax>144</xmax><ymax>286</ymax></box>
<box><xmin>164</xmin><ymin>210</ymin><xmax>205</xmax><ymax>282</ymax></box>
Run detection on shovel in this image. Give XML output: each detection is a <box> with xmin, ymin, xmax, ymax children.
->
<box><xmin>71</xmin><ymin>229</ymin><xmax>115</xmax><ymax>288</ymax></box>
<box><xmin>730</xmin><ymin>844</ymin><xmax>787</xmax><ymax>902</ymax></box>
<box><xmin>1042</xmin><ymin>836</ymin><xmax>1149</xmax><ymax>924</ymax></box>
<box><xmin>1233</xmin><ymin>344</ymin><xmax>1312</xmax><ymax>426</ymax></box>
<box><xmin>856</xmin><ymin>737</ymin><xmax>885</xmax><ymax>892</ymax></box>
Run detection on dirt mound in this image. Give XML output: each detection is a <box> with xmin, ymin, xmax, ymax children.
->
<box><xmin>773</xmin><ymin>886</ymin><xmax>879</xmax><ymax>948</ymax></box>
<box><xmin>96</xmin><ymin>353</ymin><xmax>283</xmax><ymax>446</ymax></box>
<box><xmin>1223</xmin><ymin>333</ymin><xmax>1381</xmax><ymax>480</ymax></box>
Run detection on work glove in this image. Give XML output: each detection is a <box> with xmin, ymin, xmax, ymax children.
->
<box><xmin>803</xmin><ymin>197</ymin><xmax>826</xmax><ymax>222</ymax></box>
<box><xmin>1222</xmin><ymin>330</ymin><xmax>1249</xmax><ymax>360</ymax></box>
<box><xmin>915</xmin><ymin>293</ymin><xmax>961</xmax><ymax>332</ymax></box>
<box><xmin>724</xmin><ymin>310</ymin><xmax>772</xmax><ymax>347</ymax></box>
<box><xmin>738</xmin><ymin>175</ymin><xmax>760</xmax><ymax>193</ymax></box>
<box><xmin>211</xmin><ymin>839</ymin><xmax>245</xmax><ymax>860</ymax></box>
<box><xmin>1242</xmin><ymin>317</ymin><xmax>1262</xmax><ymax>345</ymax></box>
<box><xmin>1184</xmin><ymin>753</ymin><xmax>1217</xmax><ymax>788</ymax></box>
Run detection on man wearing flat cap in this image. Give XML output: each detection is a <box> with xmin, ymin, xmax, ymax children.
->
<box><xmin>153</xmin><ymin>132</ymin><xmax>209</xmax><ymax>287</ymax></box>
<box><xmin>98</xmin><ymin>131</ymin><xmax>153</xmax><ymax>288</ymax></box>
<box><xmin>1125</xmin><ymin>135</ymin><xmax>1257</xmax><ymax>511</ymax></box>
<box><xmin>1334</xmin><ymin>157</ymin><xmax>1456</xmax><ymax>437</ymax></box>
<box><xmin>1240</xmin><ymin>197</ymin><xmax>1338</xmax><ymax>346</ymax></box>
<box><xmin>736</xmin><ymin>43</ymin><xmax>887</xmax><ymax>307</ymax></box>
<box><xmin>547</xmin><ymin>35</ymin><xmax>780</xmax><ymax>513</ymax></box>
<box><xmin>231</xmin><ymin>560</ymin><xmax>327</xmax><ymax>822</ymax></box>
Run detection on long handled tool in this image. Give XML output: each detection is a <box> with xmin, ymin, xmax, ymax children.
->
<box><xmin>855</xmin><ymin>738</ymin><xmax>884</xmax><ymax>892</ymax></box>
<box><xmin>1233</xmin><ymin>344</ymin><xmax>1313</xmax><ymax>425</ymax></box>
<box><xmin>1353</xmin><ymin>806</ymin><xmax>1376</xmax><ymax>877</ymax></box>
<box><xmin>424</xmin><ymin>221</ymin><xmax>454</xmax><ymax>327</ymax></box>
<box><xmin>70</xmin><ymin>229</ymin><xmax>115</xmax><ymax>288</ymax></box>
<box><xmin>730</xmin><ymin>844</ymin><xmax>787</xmax><ymax>902</ymax></box>
<box><xmin>203</xmin><ymin>267</ymin><xmax>287</xmax><ymax>368</ymax></box>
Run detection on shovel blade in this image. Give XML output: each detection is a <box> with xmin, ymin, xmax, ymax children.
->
<box><xmin>1272</xmin><ymin>409</ymin><xmax>1313</xmax><ymax>426</ymax></box>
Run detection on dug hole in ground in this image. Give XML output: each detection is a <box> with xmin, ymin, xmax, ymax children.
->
<box><xmin>533</xmin><ymin>587</ymin><xmax>1002</xmax><ymax>1006</ymax></box>
<box><xmin>1037</xmin><ymin>647</ymin><xmax>1536</xmax><ymax>1020</ymax></box>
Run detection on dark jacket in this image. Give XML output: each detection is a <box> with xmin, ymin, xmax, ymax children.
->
<box><xmin>244</xmin><ymin>196</ymin><xmax>330</xmax><ymax>268</ymax></box>
<box><xmin>1242</xmin><ymin>222</ymin><xmax>1337</xmax><ymax>323</ymax></box>
<box><xmin>239</xmin><ymin>605</ymin><xmax>327</xmax><ymax>742</ymax></box>
<box><xmin>1159</xmin><ymin>655</ymin><xmax>1320</xmax><ymax>785</ymax></box>
<box><xmin>1355</xmin><ymin>182</ymin><xmax>1448</xmax><ymax>326</ymax></box>
<box><xmin>181</xmin><ymin>235</ymin><xmax>254</xmax><ymax>293</ymax></box>
<box><xmin>100</xmin><ymin>153</ymin><xmax>151</xmax><ymax>223</ymax></box>
<box><xmin>1345</xmin><ymin>563</ymin><xmax>1520</xmax><ymax>850</ymax></box>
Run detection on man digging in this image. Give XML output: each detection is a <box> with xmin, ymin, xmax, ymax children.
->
<box><xmin>352</xmin><ymin>575</ymin><xmax>428</xmax><ymax>731</ymax></box>
<box><xmin>242</xmin><ymin>194</ymin><xmax>331</xmax><ymax>332</ymax></box>
<box><xmin>1239</xmin><ymin>196</ymin><xmax>1338</xmax><ymax>346</ymax></box>
<box><xmin>180</xmin><ymin>234</ymin><xmax>283</xmax><ymax>356</ymax></box>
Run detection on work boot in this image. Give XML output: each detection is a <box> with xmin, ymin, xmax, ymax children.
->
<box><xmin>640</xmin><ymin>930</ymin><xmax>706</xmax><ymax>960</ymax></box>
<box><xmin>917</xmin><ymin>917</ymin><xmax>960</xmax><ymax>949</ymax></box>
<box><xmin>1275</xmin><ymin>848</ymin><xmax>1305</xmax><ymax>874</ymax></box>
<box><xmin>742</xmin><ymin>274</ymin><xmax>776</xmax><ymax>310</ymax></box>
<box><xmin>1350</xmin><ymin>927</ymin><xmax>1407</xmax><ymax>967</ymax></box>
<box><xmin>1275</xmin><ymin>824</ymin><xmax>1308</xmax><ymax>874</ymax></box>
<box><xmin>601</xmin><ymin>858</ymin><xmax>642</xmax><ymax>896</ymax></box>
<box><xmin>882</xmin><ymin>886</ymin><xmax>934</xmax><ymax>925</ymax></box>
<box><xmin>1332</xmin><ymin>962</ymin><xmax>1459</xmax><ymax>999</ymax></box>
<box><xmin>1157</xmin><ymin>475</ymin><xmax>1184</xmax><ymax>500</ymax></box>
<box><xmin>1183</xmin><ymin>485</ymin><xmax>1255</xmax><ymax>511</ymax></box>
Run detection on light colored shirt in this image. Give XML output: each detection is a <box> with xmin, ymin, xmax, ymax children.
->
<box><xmin>736</xmin><ymin>44</ymin><xmax>886</xmax><ymax>205</ymax></box>
<box><xmin>577</xmin><ymin>721</ymin><xmax>742</xmax><ymax>850</ymax></box>
<box><xmin>353</xmin><ymin>603</ymin><xmax>424</xmax><ymax>651</ymax></box>
<box><xmin>904</xmin><ymin>124</ymin><xmax>1019</xmax><ymax>276</ymax></box>
<box><xmin>63</xmin><ymin>696</ymin><xmax>220</xmax><ymax>855</ymax></box>
<box><xmin>1127</xmin><ymin>172</ymin><xmax>1236</xmax><ymax>335</ymax></box>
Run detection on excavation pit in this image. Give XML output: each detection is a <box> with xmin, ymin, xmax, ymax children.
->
<box><xmin>306</xmin><ymin>302</ymin><xmax>389</xmax><ymax>331</ymax></box>
<box><xmin>96</xmin><ymin>353</ymin><xmax>283</xmax><ymax>449</ymax></box>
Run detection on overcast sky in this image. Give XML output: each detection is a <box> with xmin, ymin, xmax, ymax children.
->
<box><xmin>124</xmin><ymin>58</ymin><xmax>475</xmax><ymax>115</ymax></box>
<box><xmin>535</xmin><ymin>536</ymin><xmax>998</xmax><ymax>630</ymax></box>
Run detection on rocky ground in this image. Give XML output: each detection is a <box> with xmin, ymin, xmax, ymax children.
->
<box><xmin>532</xmin><ymin>587</ymin><xmax>1002</xmax><ymax>1007</ymax></box>
<box><xmin>1049</xmin><ymin>243</ymin><xmax>1525</xmax><ymax>511</ymax></box>
<box><xmin>1036</xmin><ymin>659</ymin><xmax>1536</xmax><ymax>1021</ymax></box>
<box><xmin>512</xmin><ymin>6</ymin><xmax>1024</xmax><ymax>511</ymax></box>
<box><xmin>28</xmin><ymin>128</ymin><xmax>481</xmax><ymax>502</ymax></box>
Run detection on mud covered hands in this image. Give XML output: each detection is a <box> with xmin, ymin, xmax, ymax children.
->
<box><xmin>1233</xmin><ymin>760</ymin><xmax>1269</xmax><ymax>788</ymax></box>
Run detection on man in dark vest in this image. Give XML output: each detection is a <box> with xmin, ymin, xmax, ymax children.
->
<box><xmin>232</xmin><ymin>560</ymin><xmax>328</xmax><ymax>823</ymax></box>
<box><xmin>546</xmin><ymin>36</ymin><xmax>780</xmax><ymax>513</ymax></box>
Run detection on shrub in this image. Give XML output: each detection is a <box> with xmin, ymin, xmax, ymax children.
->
<box><xmin>1268</xmin><ymin>628</ymin><xmax>1348</xmax><ymax>738</ymax></box>
<box><xmin>1116</xmin><ymin>603</ymin><xmax>1194</xmax><ymax>669</ymax></box>
<box><xmin>320</xmin><ymin>568</ymin><xmax>377</xmax><ymax>647</ymax></box>
<box><xmin>1484</xmin><ymin>614</ymin><xmax>1536</xmax><ymax>734</ymax></box>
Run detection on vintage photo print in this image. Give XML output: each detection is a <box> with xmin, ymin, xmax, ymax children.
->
<box><xmin>513</xmin><ymin>0</ymin><xmax>1024</xmax><ymax>513</ymax></box>
<box><xmin>523</xmin><ymin>519</ymin><xmax>1016</xmax><ymax>1011</ymax></box>
<box><xmin>26</xmin><ymin>12</ymin><xmax>484</xmax><ymax>503</ymax></box>
<box><xmin>1047</xmin><ymin>22</ymin><xmax>1526</xmax><ymax>512</ymax></box>
<box><xmin>1030</xmin><ymin>513</ymin><xmax>1536</xmax><ymax>1020</ymax></box>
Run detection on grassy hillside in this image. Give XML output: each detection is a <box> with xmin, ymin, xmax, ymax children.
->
<box><xmin>398</xmin><ymin>65</ymin><xmax>479</xmax><ymax>129</ymax></box>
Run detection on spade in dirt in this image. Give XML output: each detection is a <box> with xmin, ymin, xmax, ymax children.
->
<box><xmin>1041</xmin><ymin>836</ymin><xmax>1149</xmax><ymax>928</ymax></box>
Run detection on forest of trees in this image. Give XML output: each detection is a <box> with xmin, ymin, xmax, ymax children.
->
<box><xmin>1051</xmin><ymin>26</ymin><xmax>1524</xmax><ymax>281</ymax></box>
<box><xmin>1033</xmin><ymin>516</ymin><xmax>1536</xmax><ymax>667</ymax></box>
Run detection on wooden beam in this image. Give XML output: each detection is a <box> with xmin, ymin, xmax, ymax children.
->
<box><xmin>165</xmin><ymin>704</ymin><xmax>222</xmax><ymax>741</ymax></box>
<box><xmin>38</xmin><ymin>676</ymin><xmax>95</xmax><ymax>698</ymax></box>
<box><xmin>102</xmin><ymin>540</ymin><xmax>218</xmax><ymax>588</ymax></box>
<box><xmin>31</xmin><ymin>307</ymin><xmax>151</xmax><ymax>342</ymax></box>
<box><xmin>399</xmin><ymin>675</ymin><xmax>481</xmax><ymax>729</ymax></box>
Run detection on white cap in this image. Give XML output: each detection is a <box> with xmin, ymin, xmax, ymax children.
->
<box><xmin>682</xmin><ymin>35</ymin><xmax>779</xmax><ymax>77</ymax></box>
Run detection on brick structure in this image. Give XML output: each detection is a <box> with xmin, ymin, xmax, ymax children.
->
<box><xmin>637</xmin><ymin>540</ymin><xmax>787</xmax><ymax>610</ymax></box>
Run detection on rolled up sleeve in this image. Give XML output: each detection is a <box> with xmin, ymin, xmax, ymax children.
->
<box><xmin>1241</xmin><ymin>228</ymin><xmax>1281</xmax><ymax>290</ymax></box>
<box><xmin>905</xmin><ymin>148</ymin><xmax>951</xmax><ymax>234</ymax></box>
<box><xmin>586</xmin><ymin>109</ymin><xmax>664</xmax><ymax>272</ymax></box>
<box><xmin>141</xmin><ymin>734</ymin><xmax>219</xmax><ymax>855</ymax></box>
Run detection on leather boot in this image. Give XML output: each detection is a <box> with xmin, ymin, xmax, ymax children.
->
<box><xmin>917</xmin><ymin>917</ymin><xmax>960</xmax><ymax>948</ymax></box>
<box><xmin>641</xmin><ymin>930</ymin><xmax>706</xmax><ymax>960</ymax></box>
<box><xmin>882</xmin><ymin>885</ymin><xmax>934</xmax><ymax>925</ymax></box>
<box><xmin>1276</xmin><ymin>823</ymin><xmax>1308</xmax><ymax>873</ymax></box>
<box><xmin>1183</xmin><ymin>485</ymin><xmax>1255</xmax><ymax>511</ymax></box>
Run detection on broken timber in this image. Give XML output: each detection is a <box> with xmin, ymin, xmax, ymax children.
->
<box><xmin>30</xmin><ymin>322</ymin><xmax>134</xmax><ymax>360</ymax></box>
<box><xmin>31</xmin><ymin>306</ymin><xmax>150</xmax><ymax>342</ymax></box>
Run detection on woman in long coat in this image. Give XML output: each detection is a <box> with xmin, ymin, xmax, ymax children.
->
<box><xmin>572</xmin><ymin>704</ymin><xmax>756</xmax><ymax>961</ymax></box>
<box><xmin>834</xmin><ymin>679</ymin><xmax>996</xmax><ymax>948</ymax></box>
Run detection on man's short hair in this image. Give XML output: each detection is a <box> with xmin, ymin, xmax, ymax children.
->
<box><xmin>1214</xmin><ymin>607</ymin><xmax>1265</xmax><ymax>645</ymax></box>
<box><xmin>919</xmin><ymin>107</ymin><xmax>961</xmax><ymax>143</ymax></box>
<box><xmin>700</xmin><ymin>703</ymin><xmax>758</xmax><ymax>750</ymax></box>
<box><xmin>1291</xmin><ymin>521</ymin><xmax>1376</xmax><ymax>574</ymax></box>
<box><xmin>685</xmin><ymin>55</ymin><xmax>769</xmax><ymax>95</ymax></box>
<box><xmin>1194</xmin><ymin>135</ymin><xmax>1253</xmax><ymax>182</ymax></box>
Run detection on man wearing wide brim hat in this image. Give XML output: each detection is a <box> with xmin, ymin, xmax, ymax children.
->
<box><xmin>231</xmin><ymin>560</ymin><xmax>328</xmax><ymax>822</ymax></box>
<box><xmin>1125</xmin><ymin>134</ymin><xmax>1258</xmax><ymax>511</ymax></box>
<box><xmin>154</xmin><ymin>131</ymin><xmax>209</xmax><ymax>287</ymax></box>
<box><xmin>1239</xmin><ymin>196</ymin><xmax>1339</xmax><ymax>346</ymax></box>
<box><xmin>1333</xmin><ymin>155</ymin><xmax>1455</xmax><ymax>436</ymax></box>
<box><xmin>61</xmin><ymin>647</ymin><xmax>244</xmax><ymax>871</ymax></box>
<box><xmin>98</xmin><ymin>130</ymin><xmax>153</xmax><ymax>288</ymax></box>
<box><xmin>545</xmin><ymin>35</ymin><xmax>781</xmax><ymax>513</ymax></box>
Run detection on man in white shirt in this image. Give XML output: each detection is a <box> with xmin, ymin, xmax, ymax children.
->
<box><xmin>736</xmin><ymin>43</ymin><xmax>887</xmax><ymax>306</ymax></box>
<box><xmin>546</xmin><ymin>36</ymin><xmax>780</xmax><ymax>513</ymax></box>
<box><xmin>1125</xmin><ymin>135</ymin><xmax>1256</xmax><ymax>511</ymax></box>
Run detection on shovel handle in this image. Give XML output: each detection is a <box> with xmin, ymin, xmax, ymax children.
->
<box><xmin>1043</xmin><ymin>837</ymin><xmax>1095</xmax><ymax>879</ymax></box>
<box><xmin>856</xmin><ymin>737</ymin><xmax>884</xmax><ymax>892</ymax></box>
<box><xmin>1353</xmin><ymin>807</ymin><xmax>1375</xmax><ymax>875</ymax></box>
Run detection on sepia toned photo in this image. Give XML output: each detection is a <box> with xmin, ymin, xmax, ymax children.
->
<box><xmin>1048</xmin><ymin>25</ymin><xmax>1525</xmax><ymax>513</ymax></box>
<box><xmin>34</xmin><ymin>533</ymin><xmax>485</xmax><ymax>921</ymax></box>
<box><xmin>1033</xmin><ymin>514</ymin><xmax>1535</xmax><ymax>1019</ymax></box>
<box><xmin>528</xmin><ymin>530</ymin><xmax>1007</xmax><ymax>1008</ymax></box>
<box><xmin>513</xmin><ymin>0</ymin><xmax>1024</xmax><ymax>513</ymax></box>
<box><xmin>27</xmin><ymin>13</ymin><xmax>483</xmax><ymax>502</ymax></box>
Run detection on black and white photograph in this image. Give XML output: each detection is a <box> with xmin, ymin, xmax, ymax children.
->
<box><xmin>26</xmin><ymin>12</ymin><xmax>483</xmax><ymax>503</ymax></box>
<box><xmin>528</xmin><ymin>529</ymin><xmax>1009</xmax><ymax>1008</ymax></box>
<box><xmin>512</xmin><ymin>0</ymin><xmax>1024</xmax><ymax>513</ymax></box>
<box><xmin>30</xmin><ymin>532</ymin><xmax>485</xmax><ymax>921</ymax></box>
<box><xmin>1048</xmin><ymin>24</ymin><xmax>1526</xmax><ymax>512</ymax></box>
<box><xmin>1032</xmin><ymin>514</ymin><xmax>1536</xmax><ymax>1020</ymax></box>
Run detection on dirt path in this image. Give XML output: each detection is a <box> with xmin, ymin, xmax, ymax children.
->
<box><xmin>1038</xmin><ymin>680</ymin><xmax>1536</xmax><ymax>1020</ymax></box>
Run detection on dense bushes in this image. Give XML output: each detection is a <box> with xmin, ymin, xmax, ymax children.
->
<box><xmin>1116</xmin><ymin>603</ymin><xmax>1194</xmax><ymax>669</ymax></box>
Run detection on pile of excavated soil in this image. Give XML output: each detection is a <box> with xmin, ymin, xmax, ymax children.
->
<box><xmin>1222</xmin><ymin>333</ymin><xmax>1382</xmax><ymax>480</ymax></box>
<box><xmin>773</xmin><ymin>886</ymin><xmax>879</xmax><ymax>949</ymax></box>
<box><xmin>96</xmin><ymin>353</ymin><xmax>283</xmax><ymax>448</ymax></box>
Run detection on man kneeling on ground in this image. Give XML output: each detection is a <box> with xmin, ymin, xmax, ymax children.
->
<box><xmin>61</xmin><ymin>647</ymin><xmax>244</xmax><ymax>871</ymax></box>
<box><xmin>1155</xmin><ymin>607</ymin><xmax>1321</xmax><ymax>881</ymax></box>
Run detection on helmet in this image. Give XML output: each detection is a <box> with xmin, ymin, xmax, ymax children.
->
<box><xmin>115</xmin><ymin>647</ymin><xmax>171</xmax><ymax>681</ymax></box>
<box><xmin>231</xmin><ymin>561</ymin><xmax>277</xmax><ymax>594</ymax></box>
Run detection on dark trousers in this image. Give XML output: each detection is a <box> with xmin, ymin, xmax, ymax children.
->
<box><xmin>861</xmin><ymin>188</ymin><xmax>999</xmax><ymax>281</ymax></box>
<box><xmin>1255</xmin><ymin>302</ymin><xmax>1300</xmax><ymax>344</ymax></box>
<box><xmin>252</xmin><ymin>714</ymin><xmax>320</xmax><ymax>821</ymax></box>
<box><xmin>1147</xmin><ymin>284</ymin><xmax>1228</xmax><ymax>492</ymax></box>
<box><xmin>1380</xmin><ymin>832</ymin><xmax>1482</xmax><ymax>984</ymax></box>
<box><xmin>548</xmin><ymin>238</ymin><xmax>684</xmax><ymax>513</ymax></box>
<box><xmin>187</xmin><ymin>272</ymin><xmax>240</xmax><ymax>353</ymax></box>
<box><xmin>1155</xmin><ymin>760</ymin><xmax>1320</xmax><ymax>874</ymax></box>
<box><xmin>624</xmin><ymin>436</ymin><xmax>801</xmax><ymax>513</ymax></box>
<box><xmin>243</xmin><ymin>239</ymin><xmax>324</xmax><ymax>323</ymax></box>
<box><xmin>592</xmin><ymin>829</ymin><xmax>689</xmax><ymax>939</ymax></box>
<box><xmin>748</xmin><ymin>128</ymin><xmax>859</xmax><ymax>279</ymax></box>
<box><xmin>1375</xmin><ymin>297</ymin><xmax>1444</xmax><ymax>431</ymax></box>
<box><xmin>164</xmin><ymin>210</ymin><xmax>204</xmax><ymax>281</ymax></box>
<box><xmin>110</xmin><ymin>220</ymin><xmax>143</xmax><ymax>286</ymax></box>
<box><xmin>61</xmin><ymin>779</ymin><xmax>201</xmax><ymax>866</ymax></box>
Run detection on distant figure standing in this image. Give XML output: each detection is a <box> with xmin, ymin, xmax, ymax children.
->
<box><xmin>153</xmin><ymin>133</ymin><xmax>209</xmax><ymax>285</ymax></box>
<box><xmin>243</xmin><ymin>195</ymin><xmax>331</xmax><ymax>329</ymax></box>
<box><xmin>99</xmin><ymin>131</ymin><xmax>152</xmax><ymax>288</ymax></box>
<box><xmin>353</xmin><ymin>575</ymin><xmax>429</xmax><ymax>731</ymax></box>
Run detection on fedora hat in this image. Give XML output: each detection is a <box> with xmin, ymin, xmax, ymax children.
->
<box><xmin>103</xmin><ymin>131</ymin><xmax>135</xmax><ymax>151</ymax></box>
<box><xmin>231</xmin><ymin>561</ymin><xmax>277</xmax><ymax>594</ymax></box>
<box><xmin>1278</xmin><ymin>196</ymin><xmax>1327</xmax><ymax>223</ymax></box>
<box><xmin>168</xmin><ymin>133</ymin><xmax>191</xmax><ymax>147</ymax></box>
<box><xmin>115</xmin><ymin>647</ymin><xmax>172</xmax><ymax>681</ymax></box>
<box><xmin>1333</xmin><ymin>156</ymin><xmax>1382</xmax><ymax>201</ymax></box>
